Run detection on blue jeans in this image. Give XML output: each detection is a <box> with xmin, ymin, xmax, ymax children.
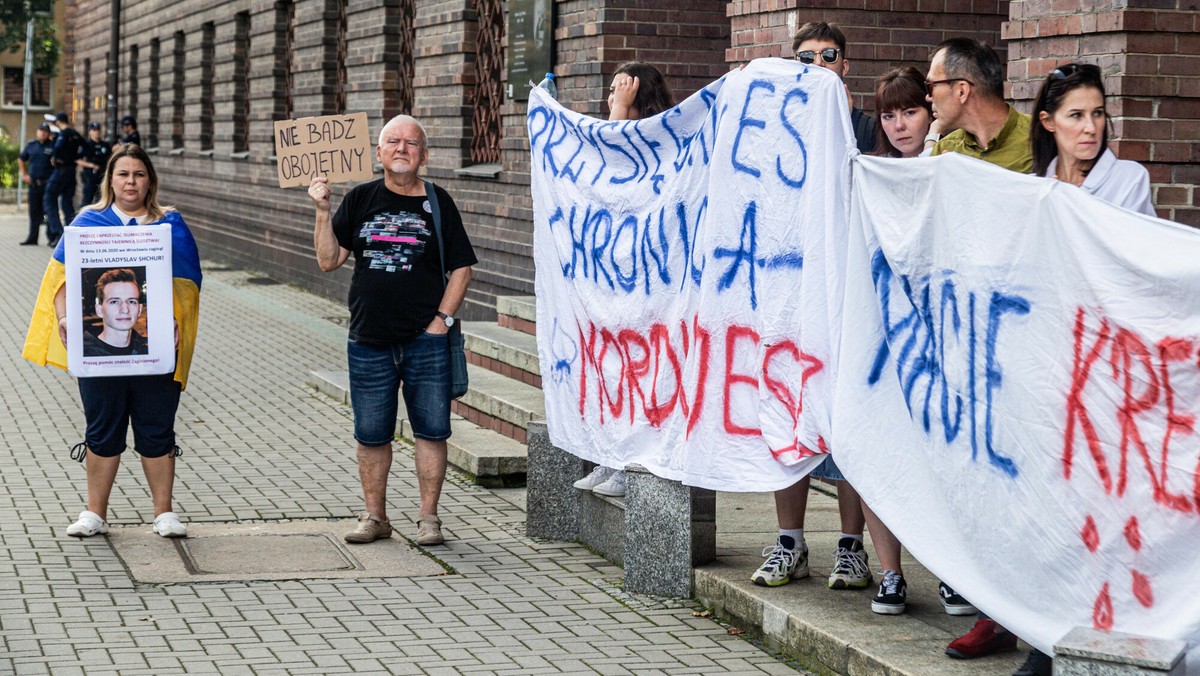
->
<box><xmin>347</xmin><ymin>332</ymin><xmax>452</xmax><ymax>445</ymax></box>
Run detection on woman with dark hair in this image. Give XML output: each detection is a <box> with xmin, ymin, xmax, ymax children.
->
<box><xmin>872</xmin><ymin>67</ymin><xmax>934</xmax><ymax>159</ymax></box>
<box><xmin>1031</xmin><ymin>62</ymin><xmax>1154</xmax><ymax>216</ymax></box>
<box><xmin>607</xmin><ymin>62</ymin><xmax>677</xmax><ymax>122</ymax></box>
<box><xmin>571</xmin><ymin>62</ymin><xmax>676</xmax><ymax>499</ymax></box>
<box><xmin>23</xmin><ymin>143</ymin><xmax>203</xmax><ymax>539</ymax></box>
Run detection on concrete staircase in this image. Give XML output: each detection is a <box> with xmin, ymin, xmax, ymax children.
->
<box><xmin>308</xmin><ymin>296</ymin><xmax>542</xmax><ymax>487</ymax></box>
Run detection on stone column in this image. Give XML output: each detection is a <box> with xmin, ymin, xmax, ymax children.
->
<box><xmin>525</xmin><ymin>420</ymin><xmax>584</xmax><ymax>541</ymax></box>
<box><xmin>623</xmin><ymin>464</ymin><xmax>716</xmax><ymax>598</ymax></box>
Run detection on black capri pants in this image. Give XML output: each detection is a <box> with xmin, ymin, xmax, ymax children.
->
<box><xmin>77</xmin><ymin>372</ymin><xmax>181</xmax><ymax>458</ymax></box>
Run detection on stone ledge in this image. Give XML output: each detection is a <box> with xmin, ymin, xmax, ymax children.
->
<box><xmin>497</xmin><ymin>295</ymin><xmax>537</xmax><ymax>324</ymax></box>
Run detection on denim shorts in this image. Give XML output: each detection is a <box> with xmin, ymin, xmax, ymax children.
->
<box><xmin>810</xmin><ymin>454</ymin><xmax>845</xmax><ymax>481</ymax></box>
<box><xmin>77</xmin><ymin>372</ymin><xmax>181</xmax><ymax>458</ymax></box>
<box><xmin>347</xmin><ymin>333</ymin><xmax>451</xmax><ymax>446</ymax></box>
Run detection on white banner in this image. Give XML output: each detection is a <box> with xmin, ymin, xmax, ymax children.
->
<box><xmin>530</xmin><ymin>62</ymin><xmax>1200</xmax><ymax>659</ymax></box>
<box><xmin>838</xmin><ymin>152</ymin><xmax>1200</xmax><ymax>657</ymax></box>
<box><xmin>529</xmin><ymin>59</ymin><xmax>852</xmax><ymax>491</ymax></box>
<box><xmin>64</xmin><ymin>224</ymin><xmax>175</xmax><ymax>377</ymax></box>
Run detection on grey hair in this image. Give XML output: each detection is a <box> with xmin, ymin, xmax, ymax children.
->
<box><xmin>378</xmin><ymin>114</ymin><xmax>427</xmax><ymax>148</ymax></box>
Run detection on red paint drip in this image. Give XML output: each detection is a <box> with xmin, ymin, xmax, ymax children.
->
<box><xmin>1124</xmin><ymin>515</ymin><xmax>1142</xmax><ymax>551</ymax></box>
<box><xmin>1093</xmin><ymin>582</ymin><xmax>1114</xmax><ymax>630</ymax></box>
<box><xmin>1082</xmin><ymin>515</ymin><xmax>1100</xmax><ymax>553</ymax></box>
<box><xmin>1132</xmin><ymin>569</ymin><xmax>1154</xmax><ymax>608</ymax></box>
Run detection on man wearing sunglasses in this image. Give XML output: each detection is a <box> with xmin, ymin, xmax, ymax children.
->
<box><xmin>751</xmin><ymin>22</ymin><xmax>878</xmax><ymax>594</ymax></box>
<box><xmin>791</xmin><ymin>21</ymin><xmax>877</xmax><ymax>154</ymax></box>
<box><xmin>924</xmin><ymin>37</ymin><xmax>1031</xmax><ymax>173</ymax></box>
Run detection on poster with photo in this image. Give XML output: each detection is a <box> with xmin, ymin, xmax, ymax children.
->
<box><xmin>64</xmin><ymin>224</ymin><xmax>174</xmax><ymax>377</ymax></box>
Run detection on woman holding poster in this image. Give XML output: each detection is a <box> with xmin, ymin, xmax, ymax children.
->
<box><xmin>22</xmin><ymin>144</ymin><xmax>202</xmax><ymax>539</ymax></box>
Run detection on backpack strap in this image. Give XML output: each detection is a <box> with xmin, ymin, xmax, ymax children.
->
<box><xmin>424</xmin><ymin>179</ymin><xmax>447</xmax><ymax>289</ymax></box>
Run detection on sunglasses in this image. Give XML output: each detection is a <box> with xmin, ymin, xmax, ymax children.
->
<box><xmin>924</xmin><ymin>78</ymin><xmax>973</xmax><ymax>96</ymax></box>
<box><xmin>795</xmin><ymin>48</ymin><xmax>841</xmax><ymax>65</ymax></box>
<box><xmin>1050</xmin><ymin>63</ymin><xmax>1101</xmax><ymax>80</ymax></box>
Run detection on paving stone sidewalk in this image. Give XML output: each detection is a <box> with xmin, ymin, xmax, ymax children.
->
<box><xmin>0</xmin><ymin>210</ymin><xmax>801</xmax><ymax>675</ymax></box>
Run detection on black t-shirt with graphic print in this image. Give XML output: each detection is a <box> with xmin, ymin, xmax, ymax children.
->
<box><xmin>332</xmin><ymin>179</ymin><xmax>477</xmax><ymax>344</ymax></box>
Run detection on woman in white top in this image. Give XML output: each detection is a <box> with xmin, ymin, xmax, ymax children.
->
<box><xmin>1031</xmin><ymin>62</ymin><xmax>1155</xmax><ymax>217</ymax></box>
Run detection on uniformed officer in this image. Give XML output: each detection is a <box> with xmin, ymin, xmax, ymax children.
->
<box><xmin>45</xmin><ymin>111</ymin><xmax>83</xmax><ymax>247</ymax></box>
<box><xmin>17</xmin><ymin>123</ymin><xmax>55</xmax><ymax>246</ymax></box>
<box><xmin>119</xmin><ymin>115</ymin><xmax>141</xmax><ymax>147</ymax></box>
<box><xmin>78</xmin><ymin>121</ymin><xmax>112</xmax><ymax>206</ymax></box>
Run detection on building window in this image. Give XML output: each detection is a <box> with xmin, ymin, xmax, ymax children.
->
<box><xmin>233</xmin><ymin>12</ymin><xmax>251</xmax><ymax>153</ymax></box>
<box><xmin>172</xmin><ymin>31</ymin><xmax>185</xmax><ymax>148</ymax></box>
<box><xmin>200</xmin><ymin>22</ymin><xmax>215</xmax><ymax>150</ymax></box>
<box><xmin>328</xmin><ymin>0</ymin><xmax>348</xmax><ymax>114</ymax></box>
<box><xmin>149</xmin><ymin>38</ymin><xmax>160</xmax><ymax>147</ymax></box>
<box><xmin>127</xmin><ymin>43</ymin><xmax>139</xmax><ymax>122</ymax></box>
<box><xmin>383</xmin><ymin>0</ymin><xmax>415</xmax><ymax>118</ymax></box>
<box><xmin>470</xmin><ymin>0</ymin><xmax>505</xmax><ymax>164</ymax></box>
<box><xmin>274</xmin><ymin>0</ymin><xmax>295</xmax><ymax>120</ymax></box>
<box><xmin>2</xmin><ymin>67</ymin><xmax>51</xmax><ymax>109</ymax></box>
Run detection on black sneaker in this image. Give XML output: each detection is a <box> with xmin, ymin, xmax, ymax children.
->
<box><xmin>1013</xmin><ymin>648</ymin><xmax>1052</xmax><ymax>676</ymax></box>
<box><xmin>871</xmin><ymin>570</ymin><xmax>906</xmax><ymax>615</ymax></box>
<box><xmin>939</xmin><ymin>582</ymin><xmax>977</xmax><ymax>615</ymax></box>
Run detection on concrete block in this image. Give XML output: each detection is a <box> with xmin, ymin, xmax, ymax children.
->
<box><xmin>1054</xmin><ymin>627</ymin><xmax>1186</xmax><ymax>676</ymax></box>
<box><xmin>623</xmin><ymin>464</ymin><xmax>716</xmax><ymax>598</ymax></box>
<box><xmin>525</xmin><ymin>421</ymin><xmax>584</xmax><ymax>541</ymax></box>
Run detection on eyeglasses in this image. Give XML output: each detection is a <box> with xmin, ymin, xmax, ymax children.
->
<box><xmin>795</xmin><ymin>48</ymin><xmax>841</xmax><ymax>65</ymax></box>
<box><xmin>924</xmin><ymin>78</ymin><xmax>973</xmax><ymax>96</ymax></box>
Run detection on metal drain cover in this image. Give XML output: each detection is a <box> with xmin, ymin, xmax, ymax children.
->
<box><xmin>105</xmin><ymin>520</ymin><xmax>449</xmax><ymax>583</ymax></box>
<box><xmin>176</xmin><ymin>534</ymin><xmax>357</xmax><ymax>575</ymax></box>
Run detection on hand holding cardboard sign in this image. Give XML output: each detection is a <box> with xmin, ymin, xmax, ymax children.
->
<box><xmin>309</xmin><ymin>175</ymin><xmax>332</xmax><ymax>212</ymax></box>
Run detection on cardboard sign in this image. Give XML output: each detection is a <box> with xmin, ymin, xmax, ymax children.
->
<box><xmin>64</xmin><ymin>224</ymin><xmax>175</xmax><ymax>377</ymax></box>
<box><xmin>274</xmin><ymin>112</ymin><xmax>373</xmax><ymax>188</ymax></box>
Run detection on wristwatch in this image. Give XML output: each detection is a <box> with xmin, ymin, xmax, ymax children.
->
<box><xmin>924</xmin><ymin>131</ymin><xmax>941</xmax><ymax>145</ymax></box>
<box><xmin>437</xmin><ymin>311</ymin><xmax>455</xmax><ymax>328</ymax></box>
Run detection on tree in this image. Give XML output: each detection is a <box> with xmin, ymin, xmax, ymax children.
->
<box><xmin>0</xmin><ymin>0</ymin><xmax>60</xmax><ymax>76</ymax></box>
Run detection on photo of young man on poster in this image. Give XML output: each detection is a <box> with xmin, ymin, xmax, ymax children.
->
<box><xmin>82</xmin><ymin>267</ymin><xmax>149</xmax><ymax>357</ymax></box>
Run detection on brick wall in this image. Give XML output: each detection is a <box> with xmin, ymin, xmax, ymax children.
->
<box><xmin>727</xmin><ymin>0</ymin><xmax>1009</xmax><ymax>112</ymax></box>
<box><xmin>1004</xmin><ymin>1</ymin><xmax>1200</xmax><ymax>225</ymax></box>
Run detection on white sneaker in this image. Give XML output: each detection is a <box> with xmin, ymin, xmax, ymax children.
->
<box><xmin>66</xmin><ymin>511</ymin><xmax>109</xmax><ymax>538</ymax></box>
<box><xmin>153</xmin><ymin>512</ymin><xmax>187</xmax><ymax>538</ymax></box>
<box><xmin>573</xmin><ymin>466</ymin><xmax>615</xmax><ymax>491</ymax></box>
<box><xmin>592</xmin><ymin>470</ymin><xmax>627</xmax><ymax>497</ymax></box>
<box><xmin>751</xmin><ymin>540</ymin><xmax>810</xmax><ymax>587</ymax></box>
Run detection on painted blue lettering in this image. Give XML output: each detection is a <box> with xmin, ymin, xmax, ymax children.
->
<box><xmin>731</xmin><ymin>80</ymin><xmax>774</xmax><ymax>178</ymax></box>
<box><xmin>714</xmin><ymin>201</ymin><xmax>759</xmax><ymax>310</ymax></box>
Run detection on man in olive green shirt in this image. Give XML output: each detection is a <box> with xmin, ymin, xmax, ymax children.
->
<box><xmin>924</xmin><ymin>37</ymin><xmax>1032</xmax><ymax>173</ymax></box>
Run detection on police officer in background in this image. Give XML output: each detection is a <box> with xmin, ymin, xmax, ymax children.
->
<box><xmin>119</xmin><ymin>116</ymin><xmax>141</xmax><ymax>146</ymax></box>
<box><xmin>78</xmin><ymin>121</ymin><xmax>112</xmax><ymax>206</ymax></box>
<box><xmin>17</xmin><ymin>123</ymin><xmax>55</xmax><ymax>246</ymax></box>
<box><xmin>44</xmin><ymin>112</ymin><xmax>83</xmax><ymax>247</ymax></box>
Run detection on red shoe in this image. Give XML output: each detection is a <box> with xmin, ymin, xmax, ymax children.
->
<box><xmin>945</xmin><ymin>619</ymin><xmax>1018</xmax><ymax>659</ymax></box>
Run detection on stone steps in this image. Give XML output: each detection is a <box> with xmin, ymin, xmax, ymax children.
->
<box><xmin>497</xmin><ymin>295</ymin><xmax>536</xmax><ymax>336</ymax></box>
<box><xmin>462</xmin><ymin>320</ymin><xmax>541</xmax><ymax>388</ymax></box>
<box><xmin>306</xmin><ymin>369</ymin><xmax>527</xmax><ymax>487</ymax></box>
<box><xmin>452</xmin><ymin>362</ymin><xmax>546</xmax><ymax>445</ymax></box>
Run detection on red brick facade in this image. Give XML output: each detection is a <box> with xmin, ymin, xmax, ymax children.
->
<box><xmin>64</xmin><ymin>0</ymin><xmax>1200</xmax><ymax>313</ymax></box>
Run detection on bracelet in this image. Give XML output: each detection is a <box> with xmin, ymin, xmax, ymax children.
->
<box><xmin>924</xmin><ymin>132</ymin><xmax>940</xmax><ymax>144</ymax></box>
